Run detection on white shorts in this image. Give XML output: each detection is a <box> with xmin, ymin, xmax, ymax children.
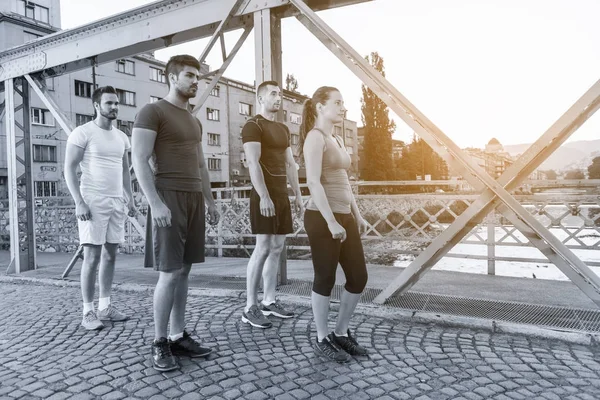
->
<box><xmin>78</xmin><ymin>194</ymin><xmax>127</xmax><ymax>245</ymax></box>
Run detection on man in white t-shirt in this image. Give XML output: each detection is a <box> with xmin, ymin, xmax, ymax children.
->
<box><xmin>65</xmin><ymin>86</ymin><xmax>136</xmax><ymax>330</ymax></box>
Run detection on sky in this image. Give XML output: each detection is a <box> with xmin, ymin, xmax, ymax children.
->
<box><xmin>59</xmin><ymin>0</ymin><xmax>600</xmax><ymax>148</ymax></box>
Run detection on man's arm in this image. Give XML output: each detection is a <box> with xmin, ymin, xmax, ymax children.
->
<box><xmin>132</xmin><ymin>127</ymin><xmax>172</xmax><ymax>227</ymax></box>
<box><xmin>285</xmin><ymin>147</ymin><xmax>304</xmax><ymax>214</ymax></box>
<box><xmin>244</xmin><ymin>142</ymin><xmax>269</xmax><ymax>199</ymax></box>
<box><xmin>131</xmin><ymin>128</ymin><xmax>161</xmax><ymax>207</ymax></box>
<box><xmin>64</xmin><ymin>143</ymin><xmax>85</xmax><ymax>205</ymax></box>
<box><xmin>284</xmin><ymin>147</ymin><xmax>301</xmax><ymax>197</ymax></box>
<box><xmin>122</xmin><ymin>152</ymin><xmax>137</xmax><ymax>217</ymax></box>
<box><xmin>197</xmin><ymin>142</ymin><xmax>216</xmax><ymax>208</ymax></box>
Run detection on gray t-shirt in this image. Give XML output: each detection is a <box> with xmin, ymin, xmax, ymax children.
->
<box><xmin>134</xmin><ymin>100</ymin><xmax>203</xmax><ymax>192</ymax></box>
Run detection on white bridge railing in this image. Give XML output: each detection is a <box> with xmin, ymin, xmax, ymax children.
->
<box><xmin>1</xmin><ymin>181</ymin><xmax>598</xmax><ymax>274</ymax></box>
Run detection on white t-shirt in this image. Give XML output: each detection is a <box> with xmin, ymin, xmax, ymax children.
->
<box><xmin>67</xmin><ymin>121</ymin><xmax>131</xmax><ymax>197</ymax></box>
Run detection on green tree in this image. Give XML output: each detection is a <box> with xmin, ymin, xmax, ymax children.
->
<box><xmin>565</xmin><ymin>169</ymin><xmax>585</xmax><ymax>180</ymax></box>
<box><xmin>285</xmin><ymin>73</ymin><xmax>299</xmax><ymax>93</ymax></box>
<box><xmin>360</xmin><ymin>52</ymin><xmax>396</xmax><ymax>180</ymax></box>
<box><xmin>542</xmin><ymin>169</ymin><xmax>557</xmax><ymax>180</ymax></box>
<box><xmin>396</xmin><ymin>135</ymin><xmax>448</xmax><ymax>180</ymax></box>
<box><xmin>588</xmin><ymin>156</ymin><xmax>600</xmax><ymax>179</ymax></box>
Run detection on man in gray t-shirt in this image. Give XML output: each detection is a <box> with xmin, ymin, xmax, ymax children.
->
<box><xmin>132</xmin><ymin>54</ymin><xmax>219</xmax><ymax>372</ymax></box>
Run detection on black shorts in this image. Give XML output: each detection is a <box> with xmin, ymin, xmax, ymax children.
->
<box><xmin>144</xmin><ymin>190</ymin><xmax>205</xmax><ymax>272</ymax></box>
<box><xmin>249</xmin><ymin>188</ymin><xmax>293</xmax><ymax>235</ymax></box>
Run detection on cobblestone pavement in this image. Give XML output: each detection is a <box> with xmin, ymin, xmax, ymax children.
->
<box><xmin>0</xmin><ymin>281</ymin><xmax>599</xmax><ymax>400</ymax></box>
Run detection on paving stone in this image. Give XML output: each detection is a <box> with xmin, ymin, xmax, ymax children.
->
<box><xmin>0</xmin><ymin>281</ymin><xmax>598</xmax><ymax>400</ymax></box>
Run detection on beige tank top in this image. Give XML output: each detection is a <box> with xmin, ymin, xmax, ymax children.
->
<box><xmin>306</xmin><ymin>129</ymin><xmax>353</xmax><ymax>214</ymax></box>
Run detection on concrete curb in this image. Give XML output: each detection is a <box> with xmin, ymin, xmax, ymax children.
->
<box><xmin>2</xmin><ymin>274</ymin><xmax>598</xmax><ymax>347</ymax></box>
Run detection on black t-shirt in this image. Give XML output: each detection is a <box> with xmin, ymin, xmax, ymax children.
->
<box><xmin>242</xmin><ymin>115</ymin><xmax>290</xmax><ymax>192</ymax></box>
<box><xmin>133</xmin><ymin>100</ymin><xmax>203</xmax><ymax>192</ymax></box>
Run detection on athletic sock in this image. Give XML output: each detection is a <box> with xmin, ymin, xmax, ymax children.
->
<box><xmin>83</xmin><ymin>302</ymin><xmax>94</xmax><ymax>315</ymax></box>
<box><xmin>98</xmin><ymin>297</ymin><xmax>110</xmax><ymax>311</ymax></box>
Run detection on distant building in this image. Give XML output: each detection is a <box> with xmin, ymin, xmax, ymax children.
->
<box><xmin>463</xmin><ymin>138</ymin><xmax>513</xmax><ymax>179</ymax></box>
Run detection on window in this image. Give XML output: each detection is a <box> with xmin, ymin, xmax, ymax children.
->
<box><xmin>208</xmin><ymin>133</ymin><xmax>220</xmax><ymax>146</ymax></box>
<box><xmin>115</xmin><ymin>59</ymin><xmax>135</xmax><ymax>75</ymax></box>
<box><xmin>345</xmin><ymin>128</ymin><xmax>353</xmax><ymax>139</ymax></box>
<box><xmin>75</xmin><ymin>114</ymin><xmax>93</xmax><ymax>126</ymax></box>
<box><xmin>239</xmin><ymin>102</ymin><xmax>252</xmax><ymax>116</ymax></box>
<box><xmin>283</xmin><ymin>110</ymin><xmax>288</xmax><ymax>122</ymax></box>
<box><xmin>207</xmin><ymin>108</ymin><xmax>220</xmax><ymax>121</ymax></box>
<box><xmin>31</xmin><ymin>108</ymin><xmax>54</xmax><ymax>126</ymax></box>
<box><xmin>290</xmin><ymin>112</ymin><xmax>302</xmax><ymax>125</ymax></box>
<box><xmin>18</xmin><ymin>1</ymin><xmax>49</xmax><ymax>24</ymax></box>
<box><xmin>208</xmin><ymin>158</ymin><xmax>221</xmax><ymax>170</ymax></box>
<box><xmin>117</xmin><ymin>120</ymin><xmax>134</xmax><ymax>135</ymax></box>
<box><xmin>33</xmin><ymin>145</ymin><xmax>57</xmax><ymax>162</ymax></box>
<box><xmin>291</xmin><ymin>134</ymin><xmax>299</xmax><ymax>146</ymax></box>
<box><xmin>334</xmin><ymin>126</ymin><xmax>342</xmax><ymax>136</ymax></box>
<box><xmin>24</xmin><ymin>31</ymin><xmax>41</xmax><ymax>43</ymax></box>
<box><xmin>149</xmin><ymin>67</ymin><xmax>166</xmax><ymax>83</ymax></box>
<box><xmin>35</xmin><ymin>181</ymin><xmax>57</xmax><ymax>197</ymax></box>
<box><xmin>150</xmin><ymin>96</ymin><xmax>161</xmax><ymax>103</ymax></box>
<box><xmin>346</xmin><ymin>146</ymin><xmax>354</xmax><ymax>155</ymax></box>
<box><xmin>74</xmin><ymin>80</ymin><xmax>93</xmax><ymax>98</ymax></box>
<box><xmin>210</xmin><ymin>86</ymin><xmax>220</xmax><ymax>97</ymax></box>
<box><xmin>116</xmin><ymin>89</ymin><xmax>136</xmax><ymax>106</ymax></box>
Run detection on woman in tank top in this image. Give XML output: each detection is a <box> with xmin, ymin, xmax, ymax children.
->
<box><xmin>299</xmin><ymin>86</ymin><xmax>369</xmax><ymax>363</ymax></box>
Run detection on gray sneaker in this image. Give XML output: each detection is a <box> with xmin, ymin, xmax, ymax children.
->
<box><xmin>97</xmin><ymin>305</ymin><xmax>128</xmax><ymax>322</ymax></box>
<box><xmin>82</xmin><ymin>311</ymin><xmax>104</xmax><ymax>331</ymax></box>
<box><xmin>241</xmin><ymin>305</ymin><xmax>273</xmax><ymax>328</ymax></box>
<box><xmin>260</xmin><ymin>300</ymin><xmax>294</xmax><ymax>319</ymax></box>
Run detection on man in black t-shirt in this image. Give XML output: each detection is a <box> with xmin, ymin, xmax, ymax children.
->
<box><xmin>132</xmin><ymin>55</ymin><xmax>220</xmax><ymax>371</ymax></box>
<box><xmin>241</xmin><ymin>81</ymin><xmax>303</xmax><ymax>329</ymax></box>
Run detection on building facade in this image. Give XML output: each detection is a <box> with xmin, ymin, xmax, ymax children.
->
<box><xmin>0</xmin><ymin>0</ymin><xmax>359</xmax><ymax>197</ymax></box>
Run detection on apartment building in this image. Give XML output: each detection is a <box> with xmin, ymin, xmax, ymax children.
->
<box><xmin>0</xmin><ymin>0</ymin><xmax>359</xmax><ymax>197</ymax></box>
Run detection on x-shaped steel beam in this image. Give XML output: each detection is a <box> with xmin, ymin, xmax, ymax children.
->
<box><xmin>288</xmin><ymin>0</ymin><xmax>600</xmax><ymax>306</ymax></box>
<box><xmin>191</xmin><ymin>0</ymin><xmax>253</xmax><ymax>115</ymax></box>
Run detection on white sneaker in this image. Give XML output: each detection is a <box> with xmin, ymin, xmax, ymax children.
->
<box><xmin>81</xmin><ymin>311</ymin><xmax>104</xmax><ymax>330</ymax></box>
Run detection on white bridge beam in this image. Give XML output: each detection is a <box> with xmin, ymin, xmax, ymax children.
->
<box><xmin>0</xmin><ymin>0</ymin><xmax>372</xmax><ymax>82</ymax></box>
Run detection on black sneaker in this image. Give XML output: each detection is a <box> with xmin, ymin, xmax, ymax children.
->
<box><xmin>169</xmin><ymin>330</ymin><xmax>213</xmax><ymax>358</ymax></box>
<box><xmin>151</xmin><ymin>337</ymin><xmax>179</xmax><ymax>372</ymax></box>
<box><xmin>314</xmin><ymin>334</ymin><xmax>351</xmax><ymax>363</ymax></box>
<box><xmin>331</xmin><ymin>329</ymin><xmax>368</xmax><ymax>356</ymax></box>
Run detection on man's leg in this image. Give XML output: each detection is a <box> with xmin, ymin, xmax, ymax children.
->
<box><xmin>169</xmin><ymin>263</ymin><xmax>191</xmax><ymax>336</ymax></box>
<box><xmin>80</xmin><ymin>245</ymin><xmax>103</xmax><ymax>330</ymax></box>
<box><xmin>154</xmin><ymin>270</ymin><xmax>180</xmax><ymax>340</ymax></box>
<box><xmin>98</xmin><ymin>243</ymin><xmax>117</xmax><ymax>304</ymax></box>
<box><xmin>242</xmin><ymin>234</ymin><xmax>274</xmax><ymax>328</ymax></box>
<box><xmin>152</xmin><ymin>269</ymin><xmax>180</xmax><ymax>371</ymax></box>
<box><xmin>259</xmin><ymin>235</ymin><xmax>295</xmax><ymax>319</ymax></box>
<box><xmin>96</xmin><ymin>243</ymin><xmax>128</xmax><ymax>321</ymax></box>
<box><xmin>245</xmin><ymin>234</ymin><xmax>271</xmax><ymax>311</ymax></box>
<box><xmin>261</xmin><ymin>235</ymin><xmax>285</xmax><ymax>304</ymax></box>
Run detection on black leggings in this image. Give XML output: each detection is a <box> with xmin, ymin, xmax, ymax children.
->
<box><xmin>304</xmin><ymin>210</ymin><xmax>368</xmax><ymax>296</ymax></box>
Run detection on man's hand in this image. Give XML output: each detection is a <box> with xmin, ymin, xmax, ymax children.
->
<box><xmin>76</xmin><ymin>201</ymin><xmax>91</xmax><ymax>221</ymax></box>
<box><xmin>127</xmin><ymin>199</ymin><xmax>137</xmax><ymax>217</ymax></box>
<box><xmin>260</xmin><ymin>195</ymin><xmax>275</xmax><ymax>217</ymax></box>
<box><xmin>293</xmin><ymin>195</ymin><xmax>304</xmax><ymax>215</ymax></box>
<box><xmin>151</xmin><ymin>201</ymin><xmax>171</xmax><ymax>228</ymax></box>
<box><xmin>207</xmin><ymin>204</ymin><xmax>220</xmax><ymax>225</ymax></box>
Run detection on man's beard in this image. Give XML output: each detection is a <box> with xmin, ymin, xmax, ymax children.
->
<box><xmin>176</xmin><ymin>86</ymin><xmax>197</xmax><ymax>100</ymax></box>
<box><xmin>99</xmin><ymin>110</ymin><xmax>117</xmax><ymax>120</ymax></box>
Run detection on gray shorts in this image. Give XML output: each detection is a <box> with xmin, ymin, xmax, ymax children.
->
<box><xmin>144</xmin><ymin>190</ymin><xmax>205</xmax><ymax>272</ymax></box>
